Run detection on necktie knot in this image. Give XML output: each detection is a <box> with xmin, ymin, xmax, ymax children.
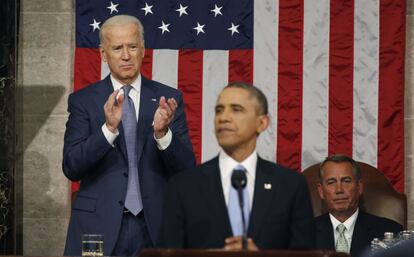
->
<box><xmin>123</xmin><ymin>85</ymin><xmax>133</xmax><ymax>96</ymax></box>
<box><xmin>234</xmin><ymin>164</ymin><xmax>246</xmax><ymax>173</ymax></box>
<box><xmin>336</xmin><ymin>223</ymin><xmax>347</xmax><ymax>234</ymax></box>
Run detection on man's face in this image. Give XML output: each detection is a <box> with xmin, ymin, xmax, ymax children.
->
<box><xmin>214</xmin><ymin>87</ymin><xmax>268</xmax><ymax>155</ymax></box>
<box><xmin>317</xmin><ymin>161</ymin><xmax>363</xmax><ymax>218</ymax></box>
<box><xmin>100</xmin><ymin>23</ymin><xmax>145</xmax><ymax>85</ymax></box>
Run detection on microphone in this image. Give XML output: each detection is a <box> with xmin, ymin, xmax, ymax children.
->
<box><xmin>231</xmin><ymin>168</ymin><xmax>248</xmax><ymax>250</ymax></box>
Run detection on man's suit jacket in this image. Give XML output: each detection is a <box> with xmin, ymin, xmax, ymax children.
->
<box><xmin>159</xmin><ymin>156</ymin><xmax>315</xmax><ymax>250</ymax></box>
<box><xmin>315</xmin><ymin>211</ymin><xmax>403</xmax><ymax>257</ymax></box>
<box><xmin>62</xmin><ymin>75</ymin><xmax>195</xmax><ymax>256</ymax></box>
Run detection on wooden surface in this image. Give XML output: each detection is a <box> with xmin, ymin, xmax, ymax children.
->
<box><xmin>140</xmin><ymin>249</ymin><xmax>350</xmax><ymax>257</ymax></box>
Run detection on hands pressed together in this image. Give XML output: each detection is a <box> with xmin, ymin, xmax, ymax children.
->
<box><xmin>224</xmin><ymin>236</ymin><xmax>259</xmax><ymax>251</ymax></box>
<box><xmin>104</xmin><ymin>90</ymin><xmax>177</xmax><ymax>139</ymax></box>
<box><xmin>153</xmin><ymin>96</ymin><xmax>177</xmax><ymax>139</ymax></box>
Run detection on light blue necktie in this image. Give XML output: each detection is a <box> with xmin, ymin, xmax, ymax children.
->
<box><xmin>227</xmin><ymin>165</ymin><xmax>250</xmax><ymax>236</ymax></box>
<box><xmin>122</xmin><ymin>85</ymin><xmax>143</xmax><ymax>215</ymax></box>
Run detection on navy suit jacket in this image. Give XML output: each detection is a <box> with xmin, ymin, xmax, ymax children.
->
<box><xmin>315</xmin><ymin>211</ymin><xmax>403</xmax><ymax>257</ymax></box>
<box><xmin>159</xmin><ymin>156</ymin><xmax>315</xmax><ymax>250</ymax></box>
<box><xmin>62</xmin><ymin>75</ymin><xmax>195</xmax><ymax>255</ymax></box>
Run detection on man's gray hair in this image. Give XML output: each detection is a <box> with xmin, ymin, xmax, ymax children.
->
<box><xmin>319</xmin><ymin>154</ymin><xmax>361</xmax><ymax>183</ymax></box>
<box><xmin>99</xmin><ymin>15</ymin><xmax>144</xmax><ymax>46</ymax></box>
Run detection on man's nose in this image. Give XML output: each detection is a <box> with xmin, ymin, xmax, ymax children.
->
<box><xmin>335</xmin><ymin>182</ymin><xmax>344</xmax><ymax>193</ymax></box>
<box><xmin>217</xmin><ymin>109</ymin><xmax>231</xmax><ymax>122</ymax></box>
<box><xmin>121</xmin><ymin>46</ymin><xmax>130</xmax><ymax>59</ymax></box>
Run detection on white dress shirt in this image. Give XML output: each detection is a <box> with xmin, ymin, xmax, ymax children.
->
<box><xmin>329</xmin><ymin>208</ymin><xmax>359</xmax><ymax>250</ymax></box>
<box><xmin>219</xmin><ymin>150</ymin><xmax>257</xmax><ymax>211</ymax></box>
<box><xmin>101</xmin><ymin>74</ymin><xmax>172</xmax><ymax>149</ymax></box>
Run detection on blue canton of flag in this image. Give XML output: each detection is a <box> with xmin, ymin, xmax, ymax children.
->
<box><xmin>76</xmin><ymin>0</ymin><xmax>253</xmax><ymax>50</ymax></box>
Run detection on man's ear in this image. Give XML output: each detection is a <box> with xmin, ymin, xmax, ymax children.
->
<box><xmin>256</xmin><ymin>115</ymin><xmax>269</xmax><ymax>134</ymax></box>
<box><xmin>317</xmin><ymin>183</ymin><xmax>325</xmax><ymax>200</ymax></box>
<box><xmin>100</xmin><ymin>47</ymin><xmax>107</xmax><ymax>63</ymax></box>
<box><xmin>357</xmin><ymin>179</ymin><xmax>364</xmax><ymax>196</ymax></box>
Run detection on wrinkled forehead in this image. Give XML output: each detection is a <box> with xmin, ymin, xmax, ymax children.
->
<box><xmin>321</xmin><ymin>161</ymin><xmax>357</xmax><ymax>179</ymax></box>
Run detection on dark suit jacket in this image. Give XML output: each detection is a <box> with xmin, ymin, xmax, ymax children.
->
<box><xmin>315</xmin><ymin>211</ymin><xmax>403</xmax><ymax>257</ymax></box>
<box><xmin>159</xmin><ymin>156</ymin><xmax>315</xmax><ymax>250</ymax></box>
<box><xmin>62</xmin><ymin>75</ymin><xmax>195</xmax><ymax>255</ymax></box>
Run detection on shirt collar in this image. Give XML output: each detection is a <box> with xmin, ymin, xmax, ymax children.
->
<box><xmin>329</xmin><ymin>208</ymin><xmax>359</xmax><ymax>232</ymax></box>
<box><xmin>219</xmin><ymin>149</ymin><xmax>257</xmax><ymax>180</ymax></box>
<box><xmin>110</xmin><ymin>74</ymin><xmax>142</xmax><ymax>92</ymax></box>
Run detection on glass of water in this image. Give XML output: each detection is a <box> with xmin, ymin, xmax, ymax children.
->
<box><xmin>82</xmin><ymin>234</ymin><xmax>104</xmax><ymax>257</ymax></box>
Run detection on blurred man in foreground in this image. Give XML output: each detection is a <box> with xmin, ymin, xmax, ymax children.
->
<box><xmin>159</xmin><ymin>82</ymin><xmax>315</xmax><ymax>250</ymax></box>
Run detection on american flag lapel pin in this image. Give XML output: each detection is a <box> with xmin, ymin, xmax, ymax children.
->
<box><xmin>264</xmin><ymin>183</ymin><xmax>272</xmax><ymax>190</ymax></box>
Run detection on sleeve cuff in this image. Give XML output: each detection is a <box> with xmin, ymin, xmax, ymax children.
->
<box><xmin>155</xmin><ymin>128</ymin><xmax>172</xmax><ymax>150</ymax></box>
<box><xmin>102</xmin><ymin>123</ymin><xmax>119</xmax><ymax>147</ymax></box>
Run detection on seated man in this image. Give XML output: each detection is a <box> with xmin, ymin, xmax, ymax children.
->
<box><xmin>315</xmin><ymin>155</ymin><xmax>403</xmax><ymax>257</ymax></box>
<box><xmin>159</xmin><ymin>82</ymin><xmax>315</xmax><ymax>250</ymax></box>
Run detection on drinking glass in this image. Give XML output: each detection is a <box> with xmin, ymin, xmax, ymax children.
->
<box><xmin>82</xmin><ymin>234</ymin><xmax>104</xmax><ymax>257</ymax></box>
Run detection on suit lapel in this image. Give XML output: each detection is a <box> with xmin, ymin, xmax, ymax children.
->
<box><xmin>248</xmin><ymin>158</ymin><xmax>276</xmax><ymax>238</ymax></box>
<box><xmin>199</xmin><ymin>158</ymin><xmax>233</xmax><ymax>238</ymax></box>
<box><xmin>316</xmin><ymin>214</ymin><xmax>336</xmax><ymax>250</ymax></box>
<box><xmin>350</xmin><ymin>212</ymin><xmax>369</xmax><ymax>255</ymax></box>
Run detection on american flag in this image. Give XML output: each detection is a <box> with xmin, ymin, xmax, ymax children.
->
<box><xmin>74</xmin><ymin>0</ymin><xmax>406</xmax><ymax>192</ymax></box>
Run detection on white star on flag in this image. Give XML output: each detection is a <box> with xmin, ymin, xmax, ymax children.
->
<box><xmin>89</xmin><ymin>19</ymin><xmax>101</xmax><ymax>32</ymax></box>
<box><xmin>193</xmin><ymin>22</ymin><xmax>205</xmax><ymax>35</ymax></box>
<box><xmin>106</xmin><ymin>1</ymin><xmax>119</xmax><ymax>14</ymax></box>
<box><xmin>228</xmin><ymin>23</ymin><xmax>240</xmax><ymax>35</ymax></box>
<box><xmin>176</xmin><ymin>4</ymin><xmax>188</xmax><ymax>17</ymax></box>
<box><xmin>210</xmin><ymin>4</ymin><xmax>223</xmax><ymax>17</ymax></box>
<box><xmin>158</xmin><ymin>21</ymin><xmax>170</xmax><ymax>34</ymax></box>
<box><xmin>141</xmin><ymin>2</ymin><xmax>154</xmax><ymax>16</ymax></box>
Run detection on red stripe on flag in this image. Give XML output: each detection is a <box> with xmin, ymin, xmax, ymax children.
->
<box><xmin>277</xmin><ymin>0</ymin><xmax>304</xmax><ymax>171</ymax></box>
<box><xmin>74</xmin><ymin>48</ymin><xmax>101</xmax><ymax>91</ymax></box>
<box><xmin>378</xmin><ymin>0</ymin><xmax>406</xmax><ymax>192</ymax></box>
<box><xmin>177</xmin><ymin>50</ymin><xmax>203</xmax><ymax>164</ymax></box>
<box><xmin>142</xmin><ymin>48</ymin><xmax>153</xmax><ymax>79</ymax></box>
<box><xmin>228</xmin><ymin>49</ymin><xmax>253</xmax><ymax>83</ymax></box>
<box><xmin>328</xmin><ymin>0</ymin><xmax>354</xmax><ymax>157</ymax></box>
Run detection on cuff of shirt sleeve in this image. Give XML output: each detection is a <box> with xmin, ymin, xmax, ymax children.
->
<box><xmin>102</xmin><ymin>123</ymin><xmax>119</xmax><ymax>147</ymax></box>
<box><xmin>155</xmin><ymin>128</ymin><xmax>172</xmax><ymax>150</ymax></box>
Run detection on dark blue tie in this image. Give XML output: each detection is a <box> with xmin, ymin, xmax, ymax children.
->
<box><xmin>122</xmin><ymin>85</ymin><xmax>143</xmax><ymax>215</ymax></box>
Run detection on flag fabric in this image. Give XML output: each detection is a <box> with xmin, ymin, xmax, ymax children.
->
<box><xmin>73</xmin><ymin>0</ymin><xmax>406</xmax><ymax>193</ymax></box>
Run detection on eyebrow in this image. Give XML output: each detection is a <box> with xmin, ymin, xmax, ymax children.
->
<box><xmin>325</xmin><ymin>176</ymin><xmax>353</xmax><ymax>182</ymax></box>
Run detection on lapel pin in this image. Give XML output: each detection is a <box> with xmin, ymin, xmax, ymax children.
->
<box><xmin>151</xmin><ymin>98</ymin><xmax>157</xmax><ymax>102</ymax></box>
<box><xmin>264</xmin><ymin>183</ymin><xmax>272</xmax><ymax>190</ymax></box>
